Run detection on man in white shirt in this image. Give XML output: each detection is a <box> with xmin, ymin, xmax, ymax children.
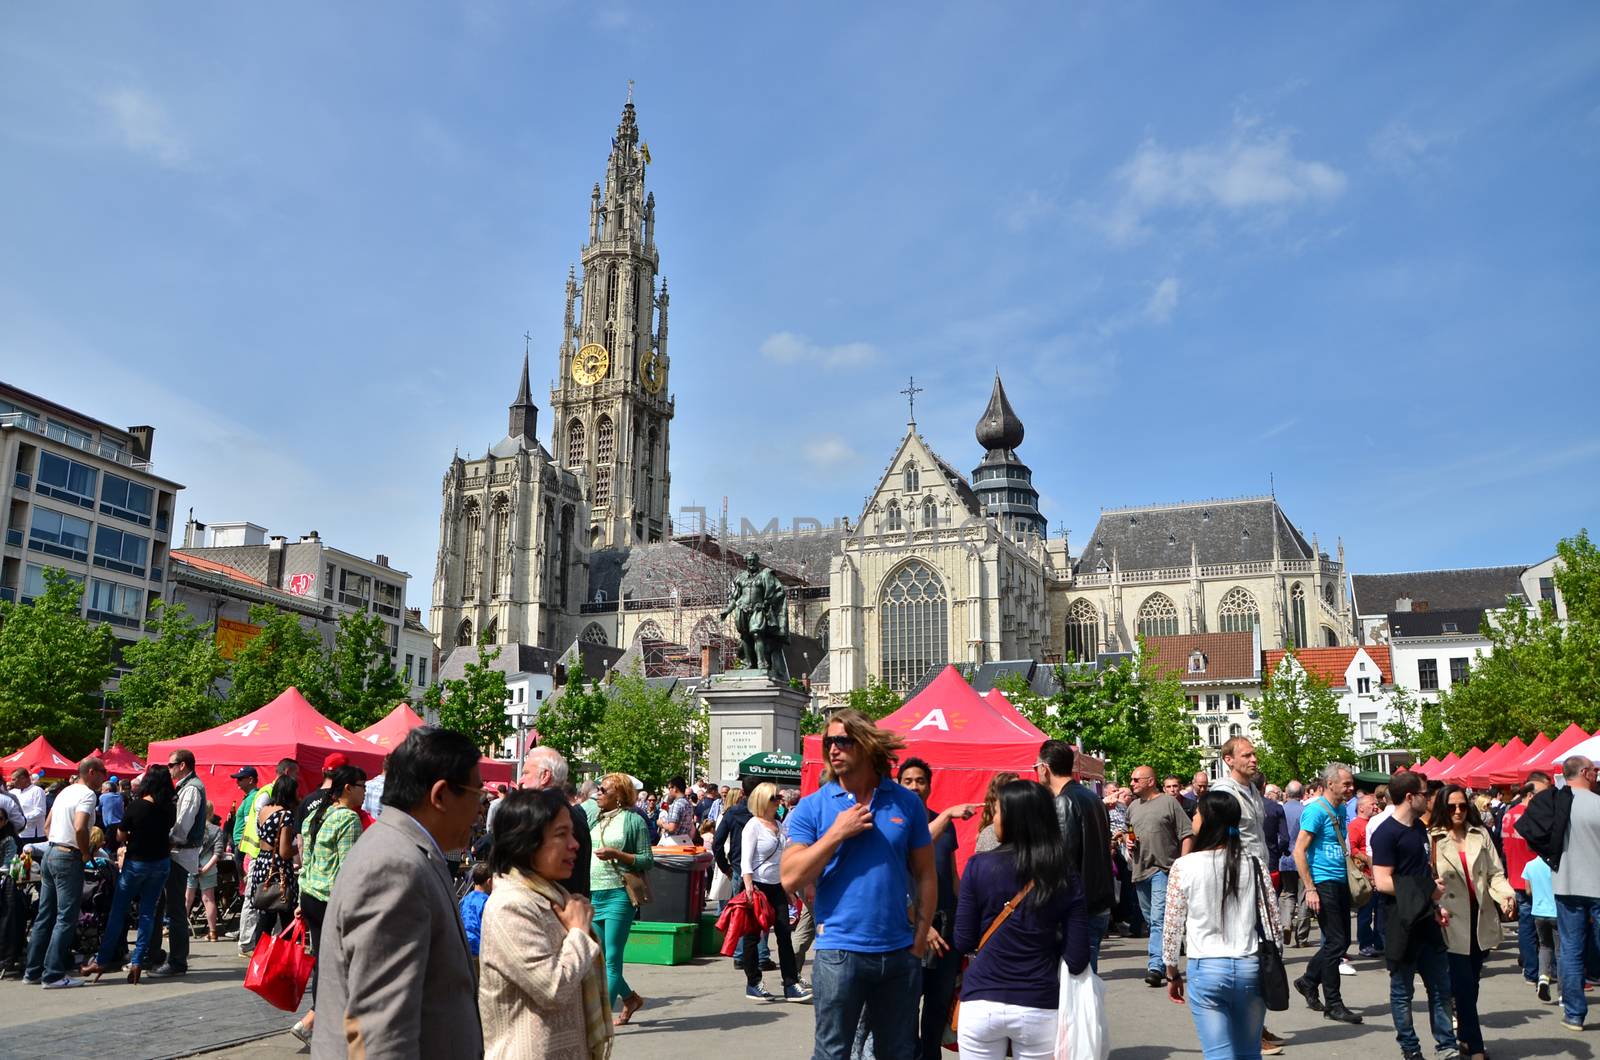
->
<box><xmin>8</xmin><ymin>769</ymin><xmax>46</xmax><ymax>845</ymax></box>
<box><xmin>149</xmin><ymin>748</ymin><xmax>205</xmax><ymax>978</ymax></box>
<box><xmin>22</xmin><ymin>756</ymin><xmax>105</xmax><ymax>988</ymax></box>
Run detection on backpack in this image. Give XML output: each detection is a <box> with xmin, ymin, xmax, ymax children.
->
<box><xmin>1515</xmin><ymin>786</ymin><xmax>1572</xmax><ymax>872</ymax></box>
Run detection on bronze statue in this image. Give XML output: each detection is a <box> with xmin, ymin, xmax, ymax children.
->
<box><xmin>720</xmin><ymin>551</ymin><xmax>789</xmax><ymax>683</ymax></box>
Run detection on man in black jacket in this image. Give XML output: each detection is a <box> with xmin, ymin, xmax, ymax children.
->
<box><xmin>712</xmin><ymin>776</ymin><xmax>768</xmax><ymax>968</ymax></box>
<box><xmin>1036</xmin><ymin>739</ymin><xmax>1114</xmax><ymax>971</ymax></box>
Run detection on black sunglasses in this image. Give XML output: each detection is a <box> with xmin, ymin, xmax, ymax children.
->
<box><xmin>823</xmin><ymin>735</ymin><xmax>857</xmax><ymax>753</ymax></box>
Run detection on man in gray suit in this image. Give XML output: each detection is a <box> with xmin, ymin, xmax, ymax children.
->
<box><xmin>312</xmin><ymin>727</ymin><xmax>486</xmax><ymax>1059</ymax></box>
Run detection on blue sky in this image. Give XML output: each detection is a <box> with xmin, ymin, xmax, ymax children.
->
<box><xmin>4</xmin><ymin>4</ymin><xmax>1598</xmax><ymax>615</ymax></box>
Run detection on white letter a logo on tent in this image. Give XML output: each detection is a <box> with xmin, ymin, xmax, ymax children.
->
<box><xmin>224</xmin><ymin>719</ymin><xmax>259</xmax><ymax>739</ymax></box>
<box><xmin>910</xmin><ymin>709</ymin><xmax>949</xmax><ymax>732</ymax></box>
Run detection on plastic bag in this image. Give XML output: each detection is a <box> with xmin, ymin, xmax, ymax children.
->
<box><xmin>244</xmin><ymin>916</ymin><xmax>316</xmax><ymax>1012</ymax></box>
<box><xmin>1055</xmin><ymin>962</ymin><xmax>1109</xmax><ymax>1059</ymax></box>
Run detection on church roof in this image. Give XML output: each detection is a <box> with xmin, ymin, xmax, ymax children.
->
<box><xmin>1075</xmin><ymin>496</ymin><xmax>1311</xmax><ymax>574</ymax></box>
<box><xmin>1350</xmin><ymin>566</ymin><xmax>1526</xmax><ymax>617</ymax></box>
<box><xmin>588</xmin><ymin>529</ymin><xmax>845</xmax><ymax>605</ymax></box>
<box><xmin>975</xmin><ymin>375</ymin><xmax>1024</xmax><ymax>453</ymax></box>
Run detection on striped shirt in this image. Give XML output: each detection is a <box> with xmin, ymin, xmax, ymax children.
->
<box><xmin>298</xmin><ymin>805</ymin><xmax>362</xmax><ymax>902</ymax></box>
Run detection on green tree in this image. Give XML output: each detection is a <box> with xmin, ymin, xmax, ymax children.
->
<box><xmin>1377</xmin><ymin>685</ymin><xmax>1452</xmax><ymax>761</ymax></box>
<box><xmin>1434</xmin><ymin>530</ymin><xmax>1600</xmax><ymax>748</ymax></box>
<box><xmin>226</xmin><ymin>605</ymin><xmax>330</xmax><ymax>718</ymax></box>
<box><xmin>800</xmin><ymin>674</ymin><xmax>903</xmax><ymax>735</ymax></box>
<box><xmin>1253</xmin><ymin>650</ymin><xmax>1356</xmax><ymax>785</ymax></box>
<box><xmin>427</xmin><ymin>637</ymin><xmax>512</xmax><ymax>755</ymax></box>
<box><xmin>592</xmin><ymin>672</ymin><xmax>706</xmax><ymax>792</ymax></box>
<box><xmin>535</xmin><ymin>674</ymin><xmax>611</xmax><ymax>762</ymax></box>
<box><xmin>0</xmin><ymin>569</ymin><xmax>115</xmax><ymax>758</ymax></box>
<box><xmin>114</xmin><ymin>601</ymin><xmax>231</xmax><ymax>753</ymax></box>
<box><xmin>321</xmin><ymin>610</ymin><xmax>408</xmax><ymax>732</ymax></box>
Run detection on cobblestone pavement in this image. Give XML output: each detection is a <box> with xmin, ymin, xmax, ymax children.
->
<box><xmin>5</xmin><ymin>927</ymin><xmax>1594</xmax><ymax>1058</ymax></box>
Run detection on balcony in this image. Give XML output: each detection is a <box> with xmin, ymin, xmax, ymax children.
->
<box><xmin>87</xmin><ymin>609</ymin><xmax>141</xmax><ymax>630</ymax></box>
<box><xmin>0</xmin><ymin>412</ymin><xmax>153</xmax><ymax>471</ymax></box>
<box><xmin>13</xmin><ymin>471</ymin><xmax>29</xmax><ymax>490</ymax></box>
<box><xmin>5</xmin><ymin>528</ymin><xmax>20</xmax><ymax>548</ymax></box>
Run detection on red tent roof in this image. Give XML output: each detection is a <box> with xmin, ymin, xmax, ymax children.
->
<box><xmin>1538</xmin><ymin>723</ymin><xmax>1598</xmax><ymax>770</ymax></box>
<box><xmin>1</xmin><ymin>735</ymin><xmax>79</xmax><ymax>779</ymax></box>
<box><xmin>1437</xmin><ymin>752</ymin><xmax>1461</xmax><ymax>773</ymax></box>
<box><xmin>1439</xmin><ymin>745</ymin><xmax>1491</xmax><ymax>782</ymax></box>
<box><xmin>354</xmin><ymin>703</ymin><xmax>515</xmax><ymax>784</ymax></box>
<box><xmin>1462</xmin><ymin>737</ymin><xmax>1525</xmax><ymax>788</ymax></box>
<box><xmin>101</xmin><ymin>744</ymin><xmax>146</xmax><ymax>775</ymax></box>
<box><xmin>1490</xmin><ymin>731</ymin><xmax>1552</xmax><ymax>786</ymax></box>
<box><xmin>1414</xmin><ymin>756</ymin><xmax>1443</xmax><ymax>777</ymax></box>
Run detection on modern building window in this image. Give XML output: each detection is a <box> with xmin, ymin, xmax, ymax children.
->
<box><xmin>21</xmin><ymin>563</ymin><xmax>82</xmax><ymax>601</ymax></box>
<box><xmin>404</xmin><ymin>654</ymin><xmax>415</xmax><ymax>682</ymax></box>
<box><xmin>35</xmin><ymin>452</ymin><xmax>97</xmax><ymax>507</ymax></box>
<box><xmin>324</xmin><ymin>562</ymin><xmax>336</xmax><ymax>600</ymax></box>
<box><xmin>1136</xmin><ymin>593</ymin><xmax>1179</xmax><ymax>638</ymax></box>
<box><xmin>1418</xmin><ymin>658</ymin><xmax>1439</xmax><ymax>691</ymax></box>
<box><xmin>1539</xmin><ymin>577</ymin><xmax>1557</xmax><ymax>605</ymax></box>
<box><xmin>1216</xmin><ymin>586</ymin><xmax>1260</xmax><ymax>633</ymax></box>
<box><xmin>339</xmin><ymin>569</ymin><xmax>372</xmax><ymax>609</ymax></box>
<box><xmin>93</xmin><ymin>526</ymin><xmax>148</xmax><ymax>576</ymax></box>
<box><xmin>1206</xmin><ymin>694</ymin><xmax>1221</xmax><ymax>712</ymax></box>
<box><xmin>1064</xmin><ymin>598</ymin><xmax>1098</xmax><ymax>662</ymax></box>
<box><xmin>1226</xmin><ymin>693</ymin><xmax>1243</xmax><ymax>711</ymax></box>
<box><xmin>99</xmin><ymin>473</ymin><xmax>154</xmax><ymax>526</ymax></box>
<box><xmin>374</xmin><ymin>581</ymin><xmax>402</xmax><ymax>618</ymax></box>
<box><xmin>1449</xmin><ymin>657</ymin><xmax>1470</xmax><ymax>686</ymax></box>
<box><xmin>44</xmin><ymin>420</ymin><xmax>94</xmax><ymax>451</ymax></box>
<box><xmin>879</xmin><ymin>561</ymin><xmax>948</xmax><ymax>692</ymax></box>
<box><xmin>418</xmin><ymin>658</ymin><xmax>428</xmax><ymax>686</ymax></box>
<box><xmin>28</xmin><ymin>508</ymin><xmax>92</xmax><ymax>561</ymax></box>
<box><xmin>88</xmin><ymin>578</ymin><xmax>143</xmax><ymax>628</ymax></box>
<box><xmin>1359</xmin><ymin>712</ymin><xmax>1379</xmax><ymax>743</ymax></box>
<box><xmin>1290</xmin><ymin>583</ymin><xmax>1308</xmax><ymax>649</ymax></box>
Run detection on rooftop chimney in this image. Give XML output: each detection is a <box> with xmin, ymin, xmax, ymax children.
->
<box><xmin>126</xmin><ymin>425</ymin><xmax>155</xmax><ymax>461</ymax></box>
<box><xmin>1395</xmin><ymin>595</ymin><xmax>1412</xmax><ymax>613</ymax></box>
<box><xmin>267</xmin><ymin>535</ymin><xmax>285</xmax><ymax>588</ymax></box>
<box><xmin>376</xmin><ymin>554</ymin><xmax>389</xmax><ymax>568</ymax></box>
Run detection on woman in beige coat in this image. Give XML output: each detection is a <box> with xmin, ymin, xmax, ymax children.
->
<box><xmin>480</xmin><ymin>788</ymin><xmax>613</xmax><ymax>1060</ymax></box>
<box><xmin>1430</xmin><ymin>784</ymin><xmax>1515</xmax><ymax>1060</ymax></box>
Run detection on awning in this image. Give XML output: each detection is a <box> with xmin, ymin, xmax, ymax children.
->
<box><xmin>739</xmin><ymin>751</ymin><xmax>802</xmax><ymax>782</ymax></box>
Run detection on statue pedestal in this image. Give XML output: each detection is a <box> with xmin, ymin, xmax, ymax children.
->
<box><xmin>704</xmin><ymin>671</ymin><xmax>808</xmax><ymax>783</ymax></box>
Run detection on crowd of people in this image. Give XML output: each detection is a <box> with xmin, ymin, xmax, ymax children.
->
<box><xmin>3</xmin><ymin>721</ymin><xmax>1600</xmax><ymax>1060</ymax></box>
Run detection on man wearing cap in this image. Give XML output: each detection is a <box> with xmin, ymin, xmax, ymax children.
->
<box><xmin>293</xmin><ymin>753</ymin><xmax>350</xmax><ymax>838</ymax></box>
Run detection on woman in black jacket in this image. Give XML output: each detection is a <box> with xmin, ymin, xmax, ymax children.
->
<box><xmin>81</xmin><ymin>766</ymin><xmax>177</xmax><ymax>983</ymax></box>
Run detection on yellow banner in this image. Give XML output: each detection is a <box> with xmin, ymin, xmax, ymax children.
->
<box><xmin>216</xmin><ymin>618</ymin><xmax>263</xmax><ymax>660</ymax></box>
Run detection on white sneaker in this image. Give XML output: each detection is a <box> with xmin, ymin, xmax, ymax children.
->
<box><xmin>1338</xmin><ymin>959</ymin><xmax>1356</xmax><ymax>976</ymax></box>
<box><xmin>42</xmin><ymin>976</ymin><xmax>85</xmax><ymax>989</ymax></box>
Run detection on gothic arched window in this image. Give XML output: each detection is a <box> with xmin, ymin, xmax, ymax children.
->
<box><xmin>490</xmin><ymin>494</ymin><xmax>511</xmax><ymax>593</ymax></box>
<box><xmin>1323</xmin><ymin>626</ymin><xmax>1339</xmax><ymax>647</ymax></box>
<box><xmin>1137</xmin><ymin>593</ymin><xmax>1179</xmax><ymax>638</ymax></box>
<box><xmin>580</xmin><ymin>622</ymin><xmax>609</xmax><ymax>645</ymax></box>
<box><xmin>594</xmin><ymin>415</ymin><xmax>615</xmax><ymax>508</ymax></box>
<box><xmin>691</xmin><ymin>614</ymin><xmax>725</xmax><ymax>647</ymax></box>
<box><xmin>633</xmin><ymin>619</ymin><xmax>664</xmax><ymax>643</ymax></box>
<box><xmin>483</xmin><ymin>617</ymin><xmax>498</xmax><ymax>645</ymax></box>
<box><xmin>1065</xmin><ymin>598</ymin><xmax>1098</xmax><ymax>663</ymax></box>
<box><xmin>456</xmin><ymin>618</ymin><xmax>473</xmax><ymax>647</ymax></box>
<box><xmin>903</xmin><ymin>463</ymin><xmax>919</xmax><ymax>492</ymax></box>
<box><xmin>878</xmin><ymin>561</ymin><xmax>948</xmax><ymax>692</ymax></box>
<box><xmin>1290</xmin><ymin>582</ymin><xmax>1308</xmax><ymax>648</ymax></box>
<box><xmin>922</xmin><ymin>496</ymin><xmax>937</xmax><ymax>529</ymax></box>
<box><xmin>1217</xmin><ymin>586</ymin><xmax>1260</xmax><ymax>634</ymax></box>
<box><xmin>463</xmin><ymin>499</ymin><xmax>482</xmax><ymax>598</ymax></box>
<box><xmin>566</xmin><ymin>419</ymin><xmax>586</xmax><ymax>467</ymax></box>
<box><xmin>885</xmin><ymin>502</ymin><xmax>902</xmax><ymax>532</ymax></box>
<box><xmin>813</xmin><ymin>613</ymin><xmax>830</xmax><ymax>653</ymax></box>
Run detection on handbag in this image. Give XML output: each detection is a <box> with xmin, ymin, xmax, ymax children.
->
<box><xmin>243</xmin><ymin>916</ymin><xmax>316</xmax><ymax>1012</ymax></box>
<box><xmin>947</xmin><ymin>881</ymin><xmax>1034</xmax><ymax>1041</ymax></box>
<box><xmin>1253</xmin><ymin>862</ymin><xmax>1290</xmax><ymax>1011</ymax></box>
<box><xmin>252</xmin><ymin>865</ymin><xmax>291</xmax><ymax>914</ymax></box>
<box><xmin>622</xmin><ymin>869</ymin><xmax>652</xmax><ymax>909</ymax></box>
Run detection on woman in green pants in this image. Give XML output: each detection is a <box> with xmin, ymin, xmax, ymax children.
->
<box><xmin>590</xmin><ymin>772</ymin><xmax>655</xmax><ymax>1025</ymax></box>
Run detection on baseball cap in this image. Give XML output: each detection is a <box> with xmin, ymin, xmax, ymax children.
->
<box><xmin>323</xmin><ymin>753</ymin><xmax>349</xmax><ymax>773</ymax></box>
<box><xmin>229</xmin><ymin>766</ymin><xmax>259</xmax><ymax>780</ymax></box>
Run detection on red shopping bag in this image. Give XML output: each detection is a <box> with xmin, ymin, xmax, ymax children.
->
<box><xmin>244</xmin><ymin>916</ymin><xmax>316</xmax><ymax>1012</ymax></box>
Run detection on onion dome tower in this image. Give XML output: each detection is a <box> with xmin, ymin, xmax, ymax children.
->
<box><xmin>971</xmin><ymin>374</ymin><xmax>1046</xmax><ymax>539</ymax></box>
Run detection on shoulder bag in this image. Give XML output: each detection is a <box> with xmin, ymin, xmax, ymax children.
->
<box><xmin>1253</xmin><ymin>860</ymin><xmax>1289</xmax><ymax>1010</ymax></box>
<box><xmin>1317</xmin><ymin>798</ymin><xmax>1372</xmax><ymax>908</ymax></box>
<box><xmin>605</xmin><ymin>811</ymin><xmax>652</xmax><ymax>909</ymax></box>
<box><xmin>947</xmin><ymin>881</ymin><xmax>1035</xmax><ymax>1040</ymax></box>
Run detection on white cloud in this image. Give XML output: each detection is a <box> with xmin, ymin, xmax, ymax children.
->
<box><xmin>759</xmin><ymin>331</ymin><xmax>878</xmax><ymax>370</ymax></box>
<box><xmin>802</xmin><ymin>434</ymin><xmax>857</xmax><ymax>468</ymax></box>
<box><xmin>100</xmin><ymin>87</ymin><xmax>189</xmax><ymax>168</ymax></box>
<box><xmin>1100</xmin><ymin>123</ymin><xmax>1346</xmax><ymax>243</ymax></box>
<box><xmin>1144</xmin><ymin>276</ymin><xmax>1180</xmax><ymax>323</ymax></box>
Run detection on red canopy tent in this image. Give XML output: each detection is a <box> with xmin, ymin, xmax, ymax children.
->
<box><xmin>1462</xmin><ymin>737</ymin><xmax>1524</xmax><ymax>789</ymax></box>
<box><xmin>147</xmin><ymin>687</ymin><xmax>386</xmax><ymax>820</ymax></box>
<box><xmin>0</xmin><ymin>735</ymin><xmax>79</xmax><ymax>779</ymax></box>
<box><xmin>101</xmin><ymin>744</ymin><xmax>146</xmax><ymax>776</ymax></box>
<box><xmin>1434</xmin><ymin>752</ymin><xmax>1461</xmax><ymax>778</ymax></box>
<box><xmin>1489</xmin><ymin>731</ymin><xmax>1552</xmax><ymax>786</ymax></box>
<box><xmin>1539</xmin><ymin>722</ymin><xmax>1600</xmax><ymax>771</ymax></box>
<box><xmin>1414</xmin><ymin>756</ymin><xmax>1443</xmax><ymax>777</ymax></box>
<box><xmin>355</xmin><ymin>703</ymin><xmax>516</xmax><ymax>785</ymax></box>
<box><xmin>800</xmin><ymin>667</ymin><xmax>1102</xmax><ymax>870</ymax></box>
<box><xmin>1439</xmin><ymin>745</ymin><xmax>1490</xmax><ymax>783</ymax></box>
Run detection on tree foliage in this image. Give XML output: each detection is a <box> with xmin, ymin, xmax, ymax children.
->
<box><xmin>536</xmin><ymin>674</ymin><xmax>611</xmax><ymax>763</ymax></box>
<box><xmin>1253</xmin><ymin>650</ymin><xmax>1356</xmax><ymax>785</ymax></box>
<box><xmin>320</xmin><ymin>610</ymin><xmax>408</xmax><ymax>732</ymax></box>
<box><xmin>426</xmin><ymin>637</ymin><xmax>511</xmax><ymax>755</ymax></box>
<box><xmin>801</xmin><ymin>674</ymin><xmax>903</xmax><ymax>735</ymax></box>
<box><xmin>0</xmin><ymin>570</ymin><xmax>115</xmax><ymax>759</ymax></box>
<box><xmin>113</xmin><ymin>601</ymin><xmax>231</xmax><ymax>753</ymax></box>
<box><xmin>226</xmin><ymin>605</ymin><xmax>329</xmax><ymax>718</ymax></box>
<box><xmin>591</xmin><ymin>671</ymin><xmax>706</xmax><ymax>792</ymax></box>
<box><xmin>1433</xmin><ymin>530</ymin><xmax>1600</xmax><ymax>748</ymax></box>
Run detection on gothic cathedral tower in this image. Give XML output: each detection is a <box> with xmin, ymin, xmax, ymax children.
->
<box><xmin>550</xmin><ymin>97</ymin><xmax>674</xmax><ymax>548</ymax></box>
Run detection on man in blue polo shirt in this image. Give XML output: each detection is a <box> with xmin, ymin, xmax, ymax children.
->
<box><xmin>783</xmin><ymin>709</ymin><xmax>935</xmax><ymax>1060</ymax></box>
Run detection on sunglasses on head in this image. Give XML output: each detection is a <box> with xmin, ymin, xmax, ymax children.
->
<box><xmin>823</xmin><ymin>735</ymin><xmax>857</xmax><ymax>753</ymax></box>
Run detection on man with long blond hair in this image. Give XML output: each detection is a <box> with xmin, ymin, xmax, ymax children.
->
<box><xmin>783</xmin><ymin>708</ymin><xmax>936</xmax><ymax>1059</ymax></box>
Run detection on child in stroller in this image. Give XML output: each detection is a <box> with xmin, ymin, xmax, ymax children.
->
<box><xmin>76</xmin><ymin>828</ymin><xmax>117</xmax><ymax>965</ymax></box>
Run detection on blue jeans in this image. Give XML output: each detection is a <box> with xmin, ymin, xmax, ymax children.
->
<box><xmin>812</xmin><ymin>947</ymin><xmax>922</xmax><ymax>1060</ymax></box>
<box><xmin>732</xmin><ymin>932</ymin><xmax>771</xmax><ymax>964</ymax></box>
<box><xmin>1557</xmin><ymin>894</ymin><xmax>1600</xmax><ymax>1026</ymax></box>
<box><xmin>1357</xmin><ymin>892</ymin><xmax>1387</xmax><ymax>952</ymax></box>
<box><xmin>1135</xmin><ymin>870</ymin><xmax>1169</xmax><ymax>973</ymax></box>
<box><xmin>1086</xmin><ymin>909</ymin><xmax>1110</xmax><ymax>974</ymax></box>
<box><xmin>24</xmin><ymin>848</ymin><xmax>85</xmax><ymax>984</ymax></box>
<box><xmin>1389</xmin><ymin>935</ymin><xmax>1454</xmax><ymax>1055</ymax></box>
<box><xmin>96</xmin><ymin>857</ymin><xmax>170</xmax><ymax>968</ymax></box>
<box><xmin>1516</xmin><ymin>890</ymin><xmax>1538</xmax><ymax>982</ymax></box>
<box><xmin>1187</xmin><ymin>957</ymin><xmax>1263</xmax><ymax>1060</ymax></box>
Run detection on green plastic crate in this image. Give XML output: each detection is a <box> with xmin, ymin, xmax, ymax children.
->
<box><xmin>695</xmin><ymin>911</ymin><xmax>725</xmax><ymax>957</ymax></box>
<box><xmin>623</xmin><ymin>921</ymin><xmax>695</xmax><ymax>965</ymax></box>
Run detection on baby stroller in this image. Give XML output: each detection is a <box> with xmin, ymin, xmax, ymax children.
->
<box><xmin>75</xmin><ymin>858</ymin><xmax>118</xmax><ymax>964</ymax></box>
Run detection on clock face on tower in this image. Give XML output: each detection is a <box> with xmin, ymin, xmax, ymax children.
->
<box><xmin>641</xmin><ymin>349</ymin><xmax>664</xmax><ymax>394</ymax></box>
<box><xmin>572</xmin><ymin>343</ymin><xmax>610</xmax><ymax>386</ymax></box>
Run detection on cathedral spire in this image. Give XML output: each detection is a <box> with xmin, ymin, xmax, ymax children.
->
<box><xmin>975</xmin><ymin>373</ymin><xmax>1024</xmax><ymax>453</ymax></box>
<box><xmin>971</xmin><ymin>372</ymin><xmax>1045</xmax><ymax>539</ymax></box>
<box><xmin>508</xmin><ymin>347</ymin><xmax>537</xmax><ymax>443</ymax></box>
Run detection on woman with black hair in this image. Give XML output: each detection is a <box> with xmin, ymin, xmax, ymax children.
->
<box><xmin>291</xmin><ymin>765</ymin><xmax>367</xmax><ymax>1045</ymax></box>
<box><xmin>1164</xmin><ymin>790</ymin><xmax>1283</xmax><ymax>1059</ymax></box>
<box><xmin>479</xmin><ymin>787</ymin><xmax>610</xmax><ymax>1060</ymax></box>
<box><xmin>246</xmin><ymin>773</ymin><xmax>300</xmax><ymax>949</ymax></box>
<box><xmin>81</xmin><ymin>765</ymin><xmax>176</xmax><ymax>984</ymax></box>
<box><xmin>1429</xmin><ymin>783</ymin><xmax>1514</xmax><ymax>1060</ymax></box>
<box><xmin>952</xmin><ymin>779</ymin><xmax>1090</xmax><ymax>1059</ymax></box>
